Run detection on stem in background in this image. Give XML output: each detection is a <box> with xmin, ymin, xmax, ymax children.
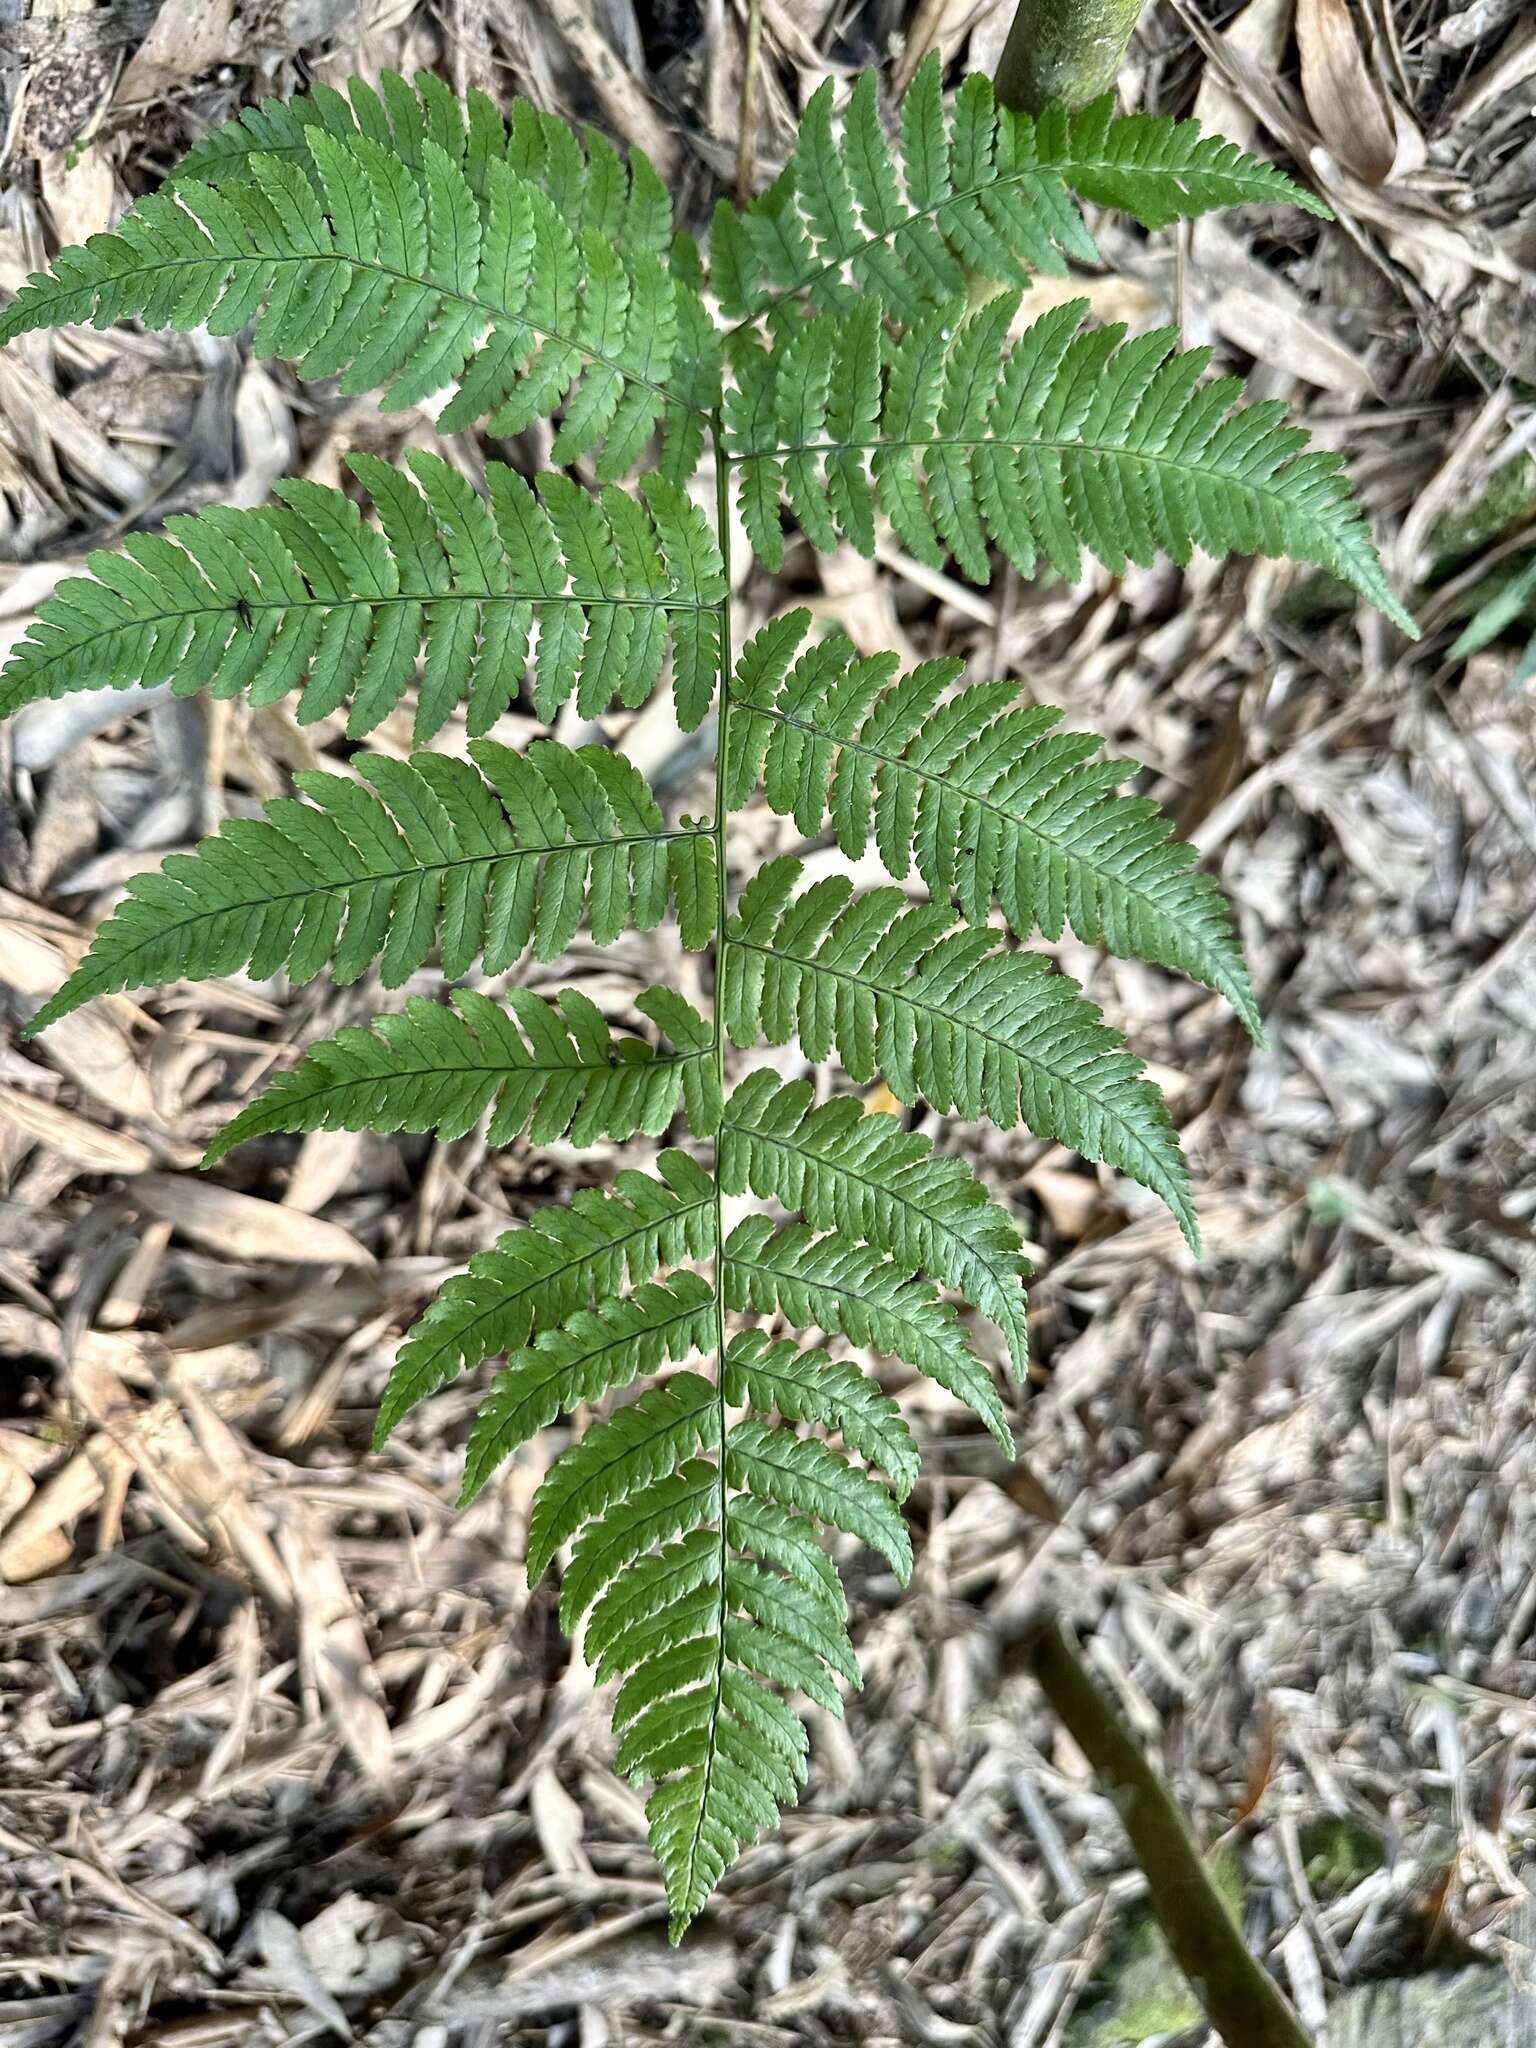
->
<box><xmin>993</xmin><ymin>0</ymin><xmax>1145</xmax><ymax>114</ymax></box>
<box><xmin>1023</xmin><ymin>1622</ymin><xmax>1312</xmax><ymax>2048</ymax></box>
<box><xmin>737</xmin><ymin>0</ymin><xmax>764</xmax><ymax>203</ymax></box>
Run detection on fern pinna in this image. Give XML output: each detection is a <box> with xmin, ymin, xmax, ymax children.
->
<box><xmin>0</xmin><ymin>58</ymin><xmax>1415</xmax><ymax>1934</ymax></box>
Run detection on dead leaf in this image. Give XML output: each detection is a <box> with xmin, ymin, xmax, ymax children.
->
<box><xmin>1025</xmin><ymin>1163</ymin><xmax>1104</xmax><ymax>1241</ymax></box>
<box><xmin>1296</xmin><ymin>0</ymin><xmax>1400</xmax><ymax>185</ymax></box>
<box><xmin>38</xmin><ymin>144</ymin><xmax>115</xmax><ymax>247</ymax></box>
<box><xmin>1194</xmin><ymin>0</ymin><xmax>1294</xmax><ymax>155</ymax></box>
<box><xmin>276</xmin><ymin>1507</ymin><xmax>394</xmax><ymax>1785</ymax></box>
<box><xmin>116</xmin><ymin>0</ymin><xmax>237</xmax><ymax>101</ymax></box>
<box><xmin>133</xmin><ymin>1174</ymin><xmax>374</xmax><ymax>1265</ymax></box>
<box><xmin>0</xmin><ymin>919</ymin><xmax>80</xmax><ymax>997</ymax></box>
<box><xmin>283</xmin><ymin>1128</ymin><xmax>364</xmax><ymax>1215</ymax></box>
<box><xmin>530</xmin><ymin>1764</ymin><xmax>593</xmax><ymax>1877</ymax></box>
<box><xmin>0</xmin><ymin>1085</ymin><xmax>152</xmax><ymax>1176</ymax></box>
<box><xmin>38</xmin><ymin>1008</ymin><xmax>157</xmax><ymax>1123</ymax></box>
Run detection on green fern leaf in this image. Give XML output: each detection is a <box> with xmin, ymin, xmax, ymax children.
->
<box><xmin>0</xmin><ymin>59</ymin><xmax>1379</xmax><ymax>1943</ymax></box>
<box><xmin>1450</xmin><ymin>549</ymin><xmax>1536</xmax><ymax>682</ymax></box>
<box><xmin>461</xmin><ymin>1273</ymin><xmax>716</xmax><ymax>1504</ymax></box>
<box><xmin>0</xmin><ymin>456</ymin><xmax>722</xmax><ymax>735</ymax></box>
<box><xmin>526</xmin><ymin>1371</ymin><xmax>721</xmax><ymax>1581</ymax></box>
<box><xmin>203</xmin><ymin>985</ymin><xmax>714</xmax><ymax>1166</ymax></box>
<box><xmin>722</xmin><ymin>856</ymin><xmax>1196</xmax><ymax>1250</ymax></box>
<box><xmin>711</xmin><ymin>54</ymin><xmax>1327</xmax><ymax>323</ymax></box>
<box><xmin>723</xmin><ymin>1328</ymin><xmax>919</xmax><ymax>1497</ymax></box>
<box><xmin>0</xmin><ymin>113</ymin><xmax>716</xmax><ymax>473</ymax></box>
<box><xmin>724</xmin><ymin>1418</ymin><xmax>911</xmax><ymax>1579</ymax></box>
<box><xmin>180</xmin><ymin>70</ymin><xmax>679</xmax><ymax>261</ymax></box>
<box><xmin>376</xmin><ymin>1150</ymin><xmax>715</xmax><ymax>1443</ymax></box>
<box><xmin>727</xmin><ymin>295</ymin><xmax>1416</xmax><ymax>633</ymax></box>
<box><xmin>728</xmin><ymin>611</ymin><xmax>1260</xmax><ymax>1036</ymax></box>
<box><xmin>723</xmin><ymin>1215</ymin><xmax>1012</xmax><ymax>1452</ymax></box>
<box><xmin>719</xmin><ymin>1068</ymin><xmax>1030</xmax><ymax>1372</ymax></box>
<box><xmin>25</xmin><ymin>742</ymin><xmax>713</xmax><ymax>1038</ymax></box>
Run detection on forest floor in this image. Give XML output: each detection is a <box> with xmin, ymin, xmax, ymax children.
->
<box><xmin>1</xmin><ymin>0</ymin><xmax>1534</xmax><ymax>2042</ymax></box>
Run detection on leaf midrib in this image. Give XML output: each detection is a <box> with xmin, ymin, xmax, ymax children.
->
<box><xmin>748</xmin><ymin>425</ymin><xmax>1345</xmax><ymax>510</ymax></box>
<box><xmin>240</xmin><ymin>1044</ymin><xmax>706</xmax><ymax>1105</ymax></box>
<box><xmin>736</xmin><ymin>692</ymin><xmax>1244</xmax><ymax>997</ymax></box>
<box><xmin>21</xmin><ymin>243</ymin><xmax>698</xmax><ymax>414</ymax></box>
<box><xmin>724</xmin><ymin>929</ymin><xmax>1177</xmax><ymax>1195</ymax></box>
<box><xmin>75</xmin><ymin>826</ymin><xmax>709</xmax><ymax>990</ymax></box>
<box><xmin>7</xmin><ymin>587</ymin><xmax>716</xmax><ymax>703</ymax></box>
<box><xmin>722</xmin><ymin>1243</ymin><xmax>962</xmax><ymax>1362</ymax></box>
<box><xmin>721</xmin><ymin>1114</ymin><xmax>1026</xmax><ymax>1348</ymax></box>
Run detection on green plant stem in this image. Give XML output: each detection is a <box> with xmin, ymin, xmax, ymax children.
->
<box><xmin>1024</xmin><ymin>1622</ymin><xmax>1311</xmax><ymax>2048</ymax></box>
<box><xmin>689</xmin><ymin>409</ymin><xmax>736</xmax><ymax>1935</ymax></box>
<box><xmin>993</xmin><ymin>0</ymin><xmax>1144</xmax><ymax>114</ymax></box>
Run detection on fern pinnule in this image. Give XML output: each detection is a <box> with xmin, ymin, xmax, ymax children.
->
<box><xmin>0</xmin><ymin>457</ymin><xmax>723</xmax><ymax>736</ymax></box>
<box><xmin>729</xmin><ymin>294</ymin><xmax>1418</xmax><ymax>635</ymax></box>
<box><xmin>0</xmin><ymin>108</ymin><xmax>716</xmax><ymax>476</ymax></box>
<box><xmin>202</xmin><ymin>985</ymin><xmax>716</xmax><ymax>1166</ymax></box>
<box><xmin>23</xmin><ymin>743</ymin><xmax>715</xmax><ymax>1040</ymax></box>
<box><xmin>460</xmin><ymin>1274</ymin><xmax>717</xmax><ymax>1504</ymax></box>
<box><xmin>722</xmin><ymin>1329</ymin><xmax>920</xmax><ymax>1498</ymax></box>
<box><xmin>728</xmin><ymin>609</ymin><xmax>1260</xmax><ymax>1037</ymax></box>
<box><xmin>723</xmin><ymin>856</ymin><xmax>1198</xmax><ymax>1250</ymax></box>
<box><xmin>375</xmin><ymin>1151</ymin><xmax>716</xmax><ymax>1444</ymax></box>
<box><xmin>711</xmin><ymin>53</ymin><xmax>1328</xmax><ymax>324</ymax></box>
<box><xmin>722</xmin><ymin>1215</ymin><xmax>1013</xmax><ymax>1452</ymax></box>
<box><xmin>719</xmin><ymin>1069</ymin><xmax>1031</xmax><ymax>1372</ymax></box>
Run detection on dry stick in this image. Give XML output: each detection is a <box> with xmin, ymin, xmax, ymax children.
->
<box><xmin>1024</xmin><ymin>1622</ymin><xmax>1312</xmax><ymax>2048</ymax></box>
<box><xmin>993</xmin><ymin>0</ymin><xmax>1145</xmax><ymax>113</ymax></box>
<box><xmin>736</xmin><ymin>0</ymin><xmax>763</xmax><ymax>204</ymax></box>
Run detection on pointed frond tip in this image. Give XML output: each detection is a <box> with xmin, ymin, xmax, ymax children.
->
<box><xmin>726</xmin><ymin>296</ymin><xmax>1417</xmax><ymax>637</ymax></box>
<box><xmin>710</xmin><ymin>55</ymin><xmax>1329</xmax><ymax>325</ymax></box>
<box><xmin>23</xmin><ymin>741</ymin><xmax>715</xmax><ymax>1038</ymax></box>
<box><xmin>0</xmin><ymin>455</ymin><xmax>723</xmax><ymax>737</ymax></box>
<box><xmin>729</xmin><ymin>610</ymin><xmax>1263</xmax><ymax>1039</ymax></box>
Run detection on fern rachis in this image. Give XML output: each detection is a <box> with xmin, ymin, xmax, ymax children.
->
<box><xmin>0</xmin><ymin>55</ymin><xmax>1415</xmax><ymax>1938</ymax></box>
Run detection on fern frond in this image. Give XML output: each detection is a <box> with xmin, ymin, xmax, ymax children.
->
<box><xmin>719</xmin><ymin>1068</ymin><xmax>1030</xmax><ymax>1372</ymax></box>
<box><xmin>0</xmin><ymin>57</ymin><xmax>1363</xmax><ymax>1944</ymax></box>
<box><xmin>26</xmin><ymin>742</ymin><xmax>714</xmax><ymax>1038</ymax></box>
<box><xmin>0</xmin><ymin>116</ymin><xmax>716</xmax><ymax>474</ymax></box>
<box><xmin>722</xmin><ymin>1328</ymin><xmax>919</xmax><ymax>1497</ymax></box>
<box><xmin>375</xmin><ymin>1149</ymin><xmax>715</xmax><ymax>1443</ymax></box>
<box><xmin>461</xmin><ymin>1273</ymin><xmax>716</xmax><ymax>1503</ymax></box>
<box><xmin>722</xmin><ymin>856</ymin><xmax>1196</xmax><ymax>1249</ymax></box>
<box><xmin>726</xmin><ymin>295</ymin><xmax>1416</xmax><ymax>633</ymax></box>
<box><xmin>710</xmin><ymin>54</ymin><xmax>1328</xmax><ymax>324</ymax></box>
<box><xmin>526</xmin><ymin>1371</ymin><xmax>721</xmax><ymax>1579</ymax></box>
<box><xmin>723</xmin><ymin>1214</ymin><xmax>1012</xmax><ymax>1452</ymax></box>
<box><xmin>0</xmin><ymin>456</ymin><xmax>723</xmax><ymax>735</ymax></box>
<box><xmin>728</xmin><ymin>611</ymin><xmax>1260</xmax><ymax>1036</ymax></box>
<box><xmin>203</xmin><ymin>985</ymin><xmax>714</xmax><ymax>1166</ymax></box>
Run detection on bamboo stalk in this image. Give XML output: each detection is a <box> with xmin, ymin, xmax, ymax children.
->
<box><xmin>1023</xmin><ymin>1622</ymin><xmax>1312</xmax><ymax>2048</ymax></box>
<box><xmin>993</xmin><ymin>0</ymin><xmax>1145</xmax><ymax>114</ymax></box>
